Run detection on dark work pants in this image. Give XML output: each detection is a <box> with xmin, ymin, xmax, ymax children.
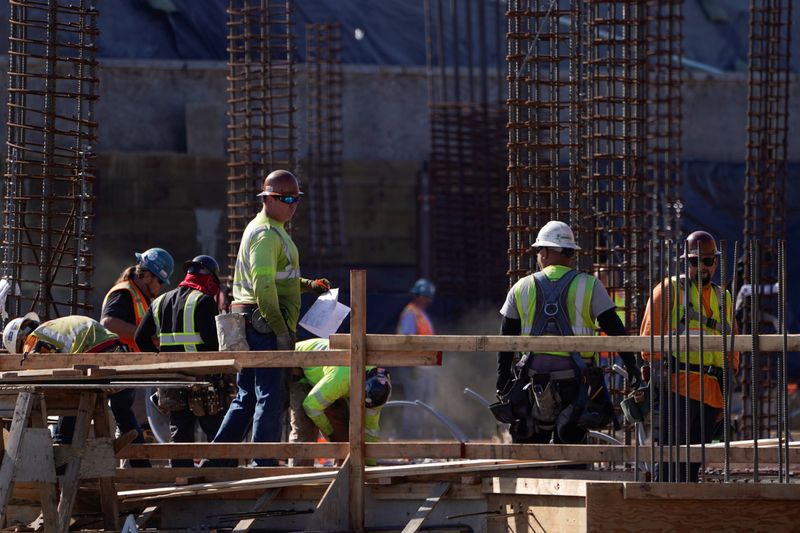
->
<box><xmin>54</xmin><ymin>388</ymin><xmax>151</xmax><ymax>468</ymax></box>
<box><xmin>169</xmin><ymin>408</ymin><xmax>225</xmax><ymax>468</ymax></box>
<box><xmin>654</xmin><ymin>391</ymin><xmax>720</xmax><ymax>482</ymax></box>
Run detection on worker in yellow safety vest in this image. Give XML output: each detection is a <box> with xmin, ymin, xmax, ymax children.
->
<box><xmin>493</xmin><ymin>221</ymin><xmax>640</xmax><ymax>444</ymax></box>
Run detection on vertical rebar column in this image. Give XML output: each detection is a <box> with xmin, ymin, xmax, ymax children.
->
<box><xmin>581</xmin><ymin>0</ymin><xmax>646</xmax><ymax>331</ymax></box>
<box><xmin>507</xmin><ymin>0</ymin><xmax>582</xmax><ymax>282</ymax></box>
<box><xmin>305</xmin><ymin>22</ymin><xmax>344</xmax><ymax>269</ymax></box>
<box><xmin>644</xmin><ymin>0</ymin><xmax>682</xmax><ymax>243</ymax></box>
<box><xmin>427</xmin><ymin>0</ymin><xmax>507</xmax><ymax>306</ymax></box>
<box><xmin>3</xmin><ymin>0</ymin><xmax>99</xmax><ymax>321</ymax></box>
<box><xmin>741</xmin><ymin>0</ymin><xmax>792</xmax><ymax>439</ymax></box>
<box><xmin>227</xmin><ymin>0</ymin><xmax>296</xmax><ymax>278</ymax></box>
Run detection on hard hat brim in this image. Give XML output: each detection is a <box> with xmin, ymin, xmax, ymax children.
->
<box><xmin>532</xmin><ymin>240</ymin><xmax>581</xmax><ymax>250</ymax></box>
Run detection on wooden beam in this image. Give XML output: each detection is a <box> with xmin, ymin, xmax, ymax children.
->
<box><xmin>329</xmin><ymin>333</ymin><xmax>800</xmax><ymax>353</ymax></box>
<box><xmin>92</xmin><ymin>396</ymin><xmax>120</xmax><ymax>530</ymax></box>
<box><xmin>118</xmin><ymin>460</ymin><xmax>567</xmax><ymax>501</ymax></box>
<box><xmin>0</xmin><ymin>393</ymin><xmax>35</xmax><ymax>526</ymax></box>
<box><xmin>113</xmin><ymin>466</ymin><xmax>326</xmax><ymax>483</ymax></box>
<box><xmin>0</xmin><ymin>350</ymin><xmax>437</xmax><ymax>372</ymax></box>
<box><xmin>117</xmin><ymin>442</ymin><xmax>349</xmax><ymax>460</ymax></box>
<box><xmin>57</xmin><ymin>392</ymin><xmax>96</xmax><ymax>532</ymax></box>
<box><xmin>304</xmin><ymin>456</ymin><xmax>351</xmax><ymax>532</ymax></box>
<box><xmin>349</xmin><ymin>270</ymin><xmax>367</xmax><ymax>532</ymax></box>
<box><xmin>400</xmin><ymin>482</ymin><xmax>450</xmax><ymax>533</ymax></box>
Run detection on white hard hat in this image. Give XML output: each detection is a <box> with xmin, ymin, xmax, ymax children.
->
<box><xmin>3</xmin><ymin>312</ymin><xmax>40</xmax><ymax>354</ymax></box>
<box><xmin>532</xmin><ymin>221</ymin><xmax>581</xmax><ymax>250</ymax></box>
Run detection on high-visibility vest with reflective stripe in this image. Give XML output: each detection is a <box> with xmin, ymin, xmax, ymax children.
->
<box><xmin>297</xmin><ymin>338</ymin><xmax>381</xmax><ymax>442</ymax></box>
<box><xmin>513</xmin><ymin>265</ymin><xmax>597</xmax><ymax>360</ymax></box>
<box><xmin>397</xmin><ymin>302</ymin><xmax>434</xmax><ymax>335</ymax></box>
<box><xmin>666</xmin><ymin>276</ymin><xmax>732</xmax><ymax>369</ymax></box>
<box><xmin>232</xmin><ymin>212</ymin><xmax>300</xmax><ymax>300</ymax></box>
<box><xmin>102</xmin><ymin>281</ymin><xmax>149</xmax><ymax>351</ymax></box>
<box><xmin>152</xmin><ymin>289</ymin><xmax>206</xmax><ymax>352</ymax></box>
<box><xmin>26</xmin><ymin>316</ymin><xmax>119</xmax><ymax>354</ymax></box>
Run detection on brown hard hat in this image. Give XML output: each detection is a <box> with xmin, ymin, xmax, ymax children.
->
<box><xmin>685</xmin><ymin>230</ymin><xmax>720</xmax><ymax>257</ymax></box>
<box><xmin>256</xmin><ymin>169</ymin><xmax>304</xmax><ymax>197</ymax></box>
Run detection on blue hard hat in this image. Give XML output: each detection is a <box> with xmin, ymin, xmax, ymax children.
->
<box><xmin>184</xmin><ymin>255</ymin><xmax>220</xmax><ymax>281</ymax></box>
<box><xmin>135</xmin><ymin>247</ymin><xmax>174</xmax><ymax>285</ymax></box>
<box><xmin>409</xmin><ymin>278</ymin><xmax>436</xmax><ymax>299</ymax></box>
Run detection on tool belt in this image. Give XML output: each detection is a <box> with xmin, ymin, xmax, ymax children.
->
<box><xmin>527</xmin><ymin>367</ymin><xmax>576</xmax><ymax>382</ymax></box>
<box><xmin>231</xmin><ymin>303</ymin><xmax>271</xmax><ymax>335</ymax></box>
<box><xmin>158</xmin><ymin>374</ymin><xmax>236</xmax><ymax>416</ymax></box>
<box><xmin>669</xmin><ymin>357</ymin><xmax>724</xmax><ymax>383</ymax></box>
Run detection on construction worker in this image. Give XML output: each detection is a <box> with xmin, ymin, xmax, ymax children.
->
<box><xmin>394</xmin><ymin>279</ymin><xmax>436</xmax><ymax>438</ymax></box>
<box><xmin>494</xmin><ymin>221</ymin><xmax>640</xmax><ymax>444</ymax></box>
<box><xmin>2</xmin><ymin>313</ymin><xmax>128</xmax><ymax>443</ymax></box>
<box><xmin>134</xmin><ymin>255</ymin><xmax>231</xmax><ymax>467</ymax></box>
<box><xmin>641</xmin><ymin>230</ymin><xmax>738</xmax><ymax>482</ymax></box>
<box><xmin>208</xmin><ymin>170</ymin><xmax>330</xmax><ymax>467</ymax></box>
<box><xmin>290</xmin><ymin>338</ymin><xmax>391</xmax><ymax>466</ymax></box>
<box><xmin>100</xmin><ymin>247</ymin><xmax>174</xmax><ymax>468</ymax></box>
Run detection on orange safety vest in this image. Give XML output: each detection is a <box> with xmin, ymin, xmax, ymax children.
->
<box><xmin>101</xmin><ymin>281</ymin><xmax>149</xmax><ymax>351</ymax></box>
<box><xmin>399</xmin><ymin>302</ymin><xmax>434</xmax><ymax>336</ymax></box>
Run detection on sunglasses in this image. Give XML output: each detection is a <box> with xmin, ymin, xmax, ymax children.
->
<box><xmin>689</xmin><ymin>257</ymin><xmax>716</xmax><ymax>267</ymax></box>
<box><xmin>269</xmin><ymin>194</ymin><xmax>301</xmax><ymax>205</ymax></box>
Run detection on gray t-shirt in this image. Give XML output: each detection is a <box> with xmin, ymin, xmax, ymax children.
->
<box><xmin>500</xmin><ymin>269</ymin><xmax>615</xmax><ymax>324</ymax></box>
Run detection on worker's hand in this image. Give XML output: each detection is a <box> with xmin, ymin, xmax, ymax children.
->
<box><xmin>276</xmin><ymin>331</ymin><xmax>295</xmax><ymax>351</ymax></box>
<box><xmin>310</xmin><ymin>278</ymin><xmax>332</xmax><ymax>295</ymax></box>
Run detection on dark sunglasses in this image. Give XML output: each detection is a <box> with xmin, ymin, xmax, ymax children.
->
<box><xmin>689</xmin><ymin>256</ymin><xmax>716</xmax><ymax>267</ymax></box>
<box><xmin>269</xmin><ymin>194</ymin><xmax>301</xmax><ymax>205</ymax></box>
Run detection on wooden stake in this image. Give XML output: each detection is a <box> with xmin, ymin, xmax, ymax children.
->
<box><xmin>349</xmin><ymin>270</ymin><xmax>367</xmax><ymax>532</ymax></box>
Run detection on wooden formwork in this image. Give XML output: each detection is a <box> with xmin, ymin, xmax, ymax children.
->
<box><xmin>1</xmin><ymin>270</ymin><xmax>799</xmax><ymax>531</ymax></box>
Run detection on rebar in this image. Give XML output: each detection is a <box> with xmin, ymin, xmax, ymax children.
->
<box><xmin>644</xmin><ymin>0</ymin><xmax>682</xmax><ymax>243</ymax></box>
<box><xmin>2</xmin><ymin>0</ymin><xmax>98</xmax><ymax>321</ymax></box>
<box><xmin>226</xmin><ymin>0</ymin><xmax>296</xmax><ymax>279</ymax></box>
<box><xmin>304</xmin><ymin>22</ymin><xmax>344</xmax><ymax>270</ymax></box>
<box><xmin>740</xmin><ymin>0</ymin><xmax>792</xmax><ymax>439</ymax></box>
<box><xmin>507</xmin><ymin>0</ymin><xmax>582</xmax><ymax>281</ymax></box>
<box><xmin>581</xmin><ymin>0</ymin><xmax>647</xmax><ymax>333</ymax></box>
<box><xmin>426</xmin><ymin>0</ymin><xmax>507</xmax><ymax>305</ymax></box>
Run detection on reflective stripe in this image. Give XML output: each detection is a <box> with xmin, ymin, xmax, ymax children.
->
<box><xmin>271</xmin><ymin>228</ymin><xmax>301</xmax><ymax>280</ymax></box>
<box><xmin>513</xmin><ymin>267</ymin><xmax>597</xmax><ymax>359</ymax></box>
<box><xmin>33</xmin><ymin>323</ymin><xmax>88</xmax><ymax>353</ymax></box>
<box><xmin>156</xmin><ymin>290</ymin><xmax>206</xmax><ymax>352</ymax></box>
<box><xmin>309</xmin><ymin>389</ymin><xmax>332</xmax><ymax>410</ymax></box>
<box><xmin>668</xmin><ymin>276</ymin><xmax>729</xmax><ymax>368</ymax></box>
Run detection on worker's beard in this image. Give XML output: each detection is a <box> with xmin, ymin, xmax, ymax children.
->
<box><xmin>700</xmin><ymin>270</ymin><xmax>711</xmax><ymax>286</ymax></box>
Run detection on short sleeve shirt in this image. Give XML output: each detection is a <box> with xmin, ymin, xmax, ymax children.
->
<box><xmin>500</xmin><ymin>268</ymin><xmax>615</xmax><ymax>322</ymax></box>
<box><xmin>101</xmin><ymin>290</ymin><xmax>137</xmax><ymax>323</ymax></box>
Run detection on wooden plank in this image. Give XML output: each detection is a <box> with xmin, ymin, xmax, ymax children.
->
<box><xmin>117</xmin><ymin>442</ymin><xmax>349</xmax><ymax>460</ymax></box>
<box><xmin>53</xmin><ymin>438</ymin><xmax>116</xmax><ymax>479</ymax></box>
<box><xmin>230</xmin><ymin>488</ymin><xmax>278</xmax><ymax>533</ymax></box>
<box><xmin>92</xmin><ymin>398</ymin><xmax>120</xmax><ymax>530</ymax></box>
<box><xmin>304</xmin><ymin>456</ymin><xmax>351</xmax><ymax>532</ymax></box>
<box><xmin>28</xmin><ymin>396</ymin><xmax>58</xmax><ymax>533</ymax></box>
<box><xmin>371</xmin><ymin>482</ymin><xmax>482</xmax><ymax>500</ymax></box>
<box><xmin>622</xmin><ymin>482</ymin><xmax>800</xmax><ymax>501</ymax></box>
<box><xmin>0</xmin><ymin>392</ymin><xmax>36</xmax><ymax>524</ymax></box>
<box><xmin>113</xmin><ymin>466</ymin><xmax>325</xmax><ymax>483</ymax></box>
<box><xmin>585</xmin><ymin>482</ymin><xmax>800</xmax><ymax>531</ymax></box>
<box><xmin>118</xmin><ymin>460</ymin><xmax>569</xmax><ymax>501</ymax></box>
<box><xmin>483</xmin><ymin>477</ymin><xmax>594</xmax><ymax>497</ymax></box>
<box><xmin>0</xmin><ymin>351</ymin><xmax>439</xmax><ymax>372</ymax></box>
<box><xmin>14</xmin><ymin>429</ymin><xmax>56</xmax><ymax>483</ymax></box>
<box><xmin>349</xmin><ymin>270</ymin><xmax>367</xmax><ymax>532</ymax></box>
<box><xmin>96</xmin><ymin>359</ymin><xmax>240</xmax><ymax>376</ymax></box>
<box><xmin>400</xmin><ymin>482</ymin><xmax>450</xmax><ymax>533</ymax></box>
<box><xmin>57</xmin><ymin>392</ymin><xmax>96</xmax><ymax>532</ymax></box>
<box><xmin>329</xmin><ymin>333</ymin><xmax>800</xmax><ymax>353</ymax></box>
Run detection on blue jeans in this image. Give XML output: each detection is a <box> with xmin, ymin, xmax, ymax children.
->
<box><xmin>211</xmin><ymin>326</ymin><xmax>287</xmax><ymax>466</ymax></box>
<box><xmin>169</xmin><ymin>408</ymin><xmax>224</xmax><ymax>468</ymax></box>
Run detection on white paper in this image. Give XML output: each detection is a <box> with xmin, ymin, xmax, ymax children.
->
<box><xmin>0</xmin><ymin>277</ymin><xmax>20</xmax><ymax>320</ymax></box>
<box><xmin>299</xmin><ymin>288</ymin><xmax>351</xmax><ymax>339</ymax></box>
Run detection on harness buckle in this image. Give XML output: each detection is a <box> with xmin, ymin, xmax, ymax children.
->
<box><xmin>543</xmin><ymin>302</ymin><xmax>559</xmax><ymax>317</ymax></box>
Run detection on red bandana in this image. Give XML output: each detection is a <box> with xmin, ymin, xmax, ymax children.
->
<box><xmin>179</xmin><ymin>273</ymin><xmax>220</xmax><ymax>297</ymax></box>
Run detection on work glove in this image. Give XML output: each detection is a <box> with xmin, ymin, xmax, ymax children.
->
<box><xmin>277</xmin><ymin>331</ymin><xmax>296</xmax><ymax>351</ymax></box>
<box><xmin>310</xmin><ymin>278</ymin><xmax>332</xmax><ymax>295</ymax></box>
